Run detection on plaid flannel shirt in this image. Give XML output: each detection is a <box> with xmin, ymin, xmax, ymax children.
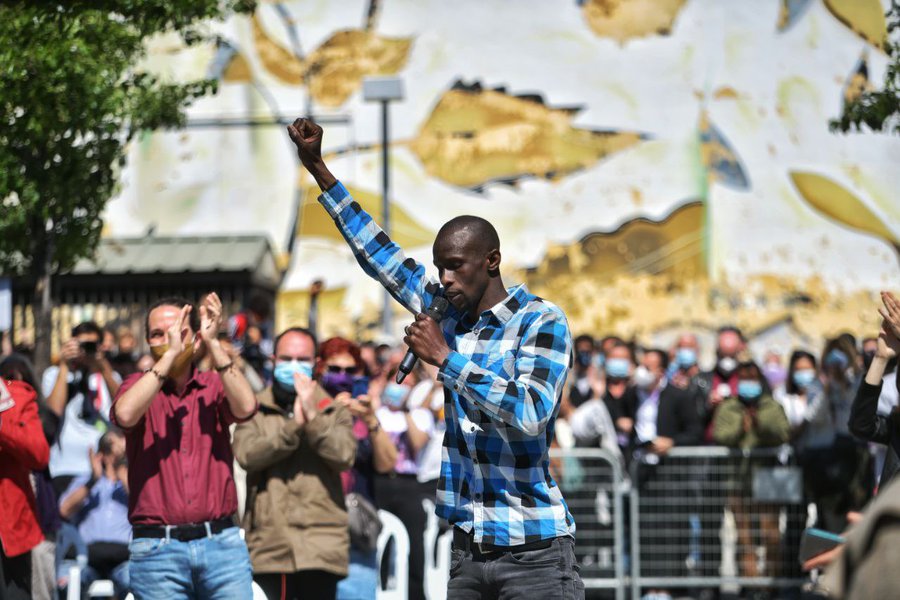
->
<box><xmin>319</xmin><ymin>182</ymin><xmax>576</xmax><ymax>545</ymax></box>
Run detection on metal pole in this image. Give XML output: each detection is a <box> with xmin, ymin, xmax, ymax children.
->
<box><xmin>380</xmin><ymin>99</ymin><xmax>392</xmax><ymax>337</ymax></box>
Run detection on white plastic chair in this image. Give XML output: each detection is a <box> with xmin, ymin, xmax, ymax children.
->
<box><xmin>375</xmin><ymin>510</ymin><xmax>410</xmax><ymax>600</ymax></box>
<box><xmin>422</xmin><ymin>499</ymin><xmax>452</xmax><ymax>600</ymax></box>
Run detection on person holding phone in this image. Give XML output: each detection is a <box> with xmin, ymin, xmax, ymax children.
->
<box><xmin>42</xmin><ymin>321</ymin><xmax>122</xmax><ymax>498</ymax></box>
<box><xmin>232</xmin><ymin>327</ymin><xmax>357</xmax><ymax>600</ymax></box>
<box><xmin>316</xmin><ymin>337</ymin><xmax>397</xmax><ymax>600</ymax></box>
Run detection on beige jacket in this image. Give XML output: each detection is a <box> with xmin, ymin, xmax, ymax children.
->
<box><xmin>233</xmin><ymin>386</ymin><xmax>356</xmax><ymax>576</ymax></box>
<box><xmin>821</xmin><ymin>477</ymin><xmax>900</xmax><ymax>599</ymax></box>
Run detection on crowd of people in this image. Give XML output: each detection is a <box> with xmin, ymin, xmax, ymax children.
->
<box><xmin>2</xmin><ymin>290</ymin><xmax>898</xmax><ymax>600</ymax></box>
<box><xmin>2</xmin><ymin>115</ymin><xmax>899</xmax><ymax>600</ymax></box>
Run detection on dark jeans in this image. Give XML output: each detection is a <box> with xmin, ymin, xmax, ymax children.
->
<box><xmin>0</xmin><ymin>545</ymin><xmax>30</xmax><ymax>600</ymax></box>
<box><xmin>447</xmin><ymin>536</ymin><xmax>584</xmax><ymax>600</ymax></box>
<box><xmin>255</xmin><ymin>570</ymin><xmax>340</xmax><ymax>600</ymax></box>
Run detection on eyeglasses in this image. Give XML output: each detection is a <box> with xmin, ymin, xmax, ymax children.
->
<box><xmin>326</xmin><ymin>365</ymin><xmax>357</xmax><ymax>374</ymax></box>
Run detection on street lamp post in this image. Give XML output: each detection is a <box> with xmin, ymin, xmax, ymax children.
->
<box><xmin>363</xmin><ymin>76</ymin><xmax>404</xmax><ymax>338</ymax></box>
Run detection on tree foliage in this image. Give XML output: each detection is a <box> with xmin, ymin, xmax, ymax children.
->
<box><xmin>831</xmin><ymin>0</ymin><xmax>900</xmax><ymax>134</ymax></box>
<box><xmin>0</xmin><ymin>1</ymin><xmax>255</xmax><ymax>277</ymax></box>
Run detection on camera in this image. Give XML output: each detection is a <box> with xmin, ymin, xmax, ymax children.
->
<box><xmin>80</xmin><ymin>341</ymin><xmax>98</xmax><ymax>355</ymax></box>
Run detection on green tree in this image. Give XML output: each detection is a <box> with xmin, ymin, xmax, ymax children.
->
<box><xmin>831</xmin><ymin>0</ymin><xmax>900</xmax><ymax>134</ymax></box>
<box><xmin>0</xmin><ymin>1</ymin><xmax>254</xmax><ymax>372</ymax></box>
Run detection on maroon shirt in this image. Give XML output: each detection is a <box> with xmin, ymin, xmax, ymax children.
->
<box><xmin>111</xmin><ymin>369</ymin><xmax>255</xmax><ymax>525</ymax></box>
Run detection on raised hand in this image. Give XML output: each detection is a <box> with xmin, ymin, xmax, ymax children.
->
<box><xmin>292</xmin><ymin>372</ymin><xmax>318</xmax><ymax>424</ymax></box>
<box><xmin>286</xmin><ymin>118</ymin><xmax>323</xmax><ymax>168</ymax></box>
<box><xmin>880</xmin><ymin>291</ymin><xmax>900</xmax><ymax>339</ymax></box>
<box><xmin>878</xmin><ymin>320</ymin><xmax>900</xmax><ymax>359</ymax></box>
<box><xmin>89</xmin><ymin>448</ymin><xmax>103</xmax><ymax>480</ymax></box>
<box><xmin>199</xmin><ymin>293</ymin><xmax>223</xmax><ymax>345</ymax></box>
<box><xmin>165</xmin><ymin>304</ymin><xmax>191</xmax><ymax>357</ymax></box>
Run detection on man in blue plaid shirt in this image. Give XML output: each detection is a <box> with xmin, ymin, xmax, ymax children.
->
<box><xmin>289</xmin><ymin>118</ymin><xmax>584</xmax><ymax>599</ymax></box>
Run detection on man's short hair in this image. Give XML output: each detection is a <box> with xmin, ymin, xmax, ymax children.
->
<box><xmin>98</xmin><ymin>427</ymin><xmax>123</xmax><ymax>455</ymax></box>
<box><xmin>643</xmin><ymin>348</ymin><xmax>669</xmax><ymax>371</ymax></box>
<box><xmin>144</xmin><ymin>297</ymin><xmax>200</xmax><ymax>341</ymax></box>
<box><xmin>72</xmin><ymin>321</ymin><xmax>102</xmax><ymax>339</ymax></box>
<box><xmin>574</xmin><ymin>334</ymin><xmax>595</xmax><ymax>348</ymax></box>
<box><xmin>717</xmin><ymin>325</ymin><xmax>745</xmax><ymax>342</ymax></box>
<box><xmin>274</xmin><ymin>327</ymin><xmax>318</xmax><ymax>356</ymax></box>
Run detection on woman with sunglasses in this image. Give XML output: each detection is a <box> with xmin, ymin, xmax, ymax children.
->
<box><xmin>319</xmin><ymin>338</ymin><xmax>397</xmax><ymax>600</ymax></box>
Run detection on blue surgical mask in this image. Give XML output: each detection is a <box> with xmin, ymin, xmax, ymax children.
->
<box><xmin>605</xmin><ymin>358</ymin><xmax>631</xmax><ymax>379</ymax></box>
<box><xmin>676</xmin><ymin>348</ymin><xmax>697</xmax><ymax>368</ymax></box>
<box><xmin>576</xmin><ymin>351</ymin><xmax>592</xmax><ymax>368</ymax></box>
<box><xmin>382</xmin><ymin>383</ymin><xmax>409</xmax><ymax>409</ymax></box>
<box><xmin>274</xmin><ymin>360</ymin><xmax>314</xmax><ymax>388</ymax></box>
<box><xmin>737</xmin><ymin>379</ymin><xmax>763</xmax><ymax>400</ymax></box>
<box><xmin>792</xmin><ymin>369</ymin><xmax>817</xmax><ymax>389</ymax></box>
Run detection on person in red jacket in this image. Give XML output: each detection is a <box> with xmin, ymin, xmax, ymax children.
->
<box><xmin>0</xmin><ymin>379</ymin><xmax>51</xmax><ymax>600</ymax></box>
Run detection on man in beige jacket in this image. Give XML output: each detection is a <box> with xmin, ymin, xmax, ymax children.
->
<box><xmin>233</xmin><ymin>327</ymin><xmax>356</xmax><ymax>600</ymax></box>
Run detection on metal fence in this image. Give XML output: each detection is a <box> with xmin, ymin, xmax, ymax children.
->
<box><xmin>549</xmin><ymin>447</ymin><xmax>627</xmax><ymax>599</ymax></box>
<box><xmin>548</xmin><ymin>446</ymin><xmax>809</xmax><ymax>599</ymax></box>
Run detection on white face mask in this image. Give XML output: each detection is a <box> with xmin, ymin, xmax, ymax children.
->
<box><xmin>718</xmin><ymin>356</ymin><xmax>738</xmax><ymax>374</ymax></box>
<box><xmin>633</xmin><ymin>365</ymin><xmax>658</xmax><ymax>390</ymax></box>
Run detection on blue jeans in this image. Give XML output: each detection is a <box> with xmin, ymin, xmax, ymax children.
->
<box><xmin>128</xmin><ymin>527</ymin><xmax>253</xmax><ymax>600</ymax></box>
<box><xmin>336</xmin><ymin>547</ymin><xmax>378</xmax><ymax>600</ymax></box>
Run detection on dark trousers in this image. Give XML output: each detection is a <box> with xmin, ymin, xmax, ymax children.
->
<box><xmin>0</xmin><ymin>545</ymin><xmax>30</xmax><ymax>600</ymax></box>
<box><xmin>254</xmin><ymin>570</ymin><xmax>340</xmax><ymax>600</ymax></box>
<box><xmin>447</xmin><ymin>535</ymin><xmax>584</xmax><ymax>599</ymax></box>
<box><xmin>374</xmin><ymin>473</ymin><xmax>428</xmax><ymax>600</ymax></box>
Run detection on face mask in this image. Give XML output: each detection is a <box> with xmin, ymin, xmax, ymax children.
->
<box><xmin>274</xmin><ymin>360</ymin><xmax>314</xmax><ymax>389</ymax></box>
<box><xmin>824</xmin><ymin>349</ymin><xmax>849</xmax><ymax>369</ymax></box>
<box><xmin>605</xmin><ymin>358</ymin><xmax>631</xmax><ymax>379</ymax></box>
<box><xmin>737</xmin><ymin>379</ymin><xmax>762</xmax><ymax>400</ymax></box>
<box><xmin>633</xmin><ymin>365</ymin><xmax>657</xmax><ymax>390</ymax></box>
<box><xmin>762</xmin><ymin>363</ymin><xmax>787</xmax><ymax>387</ymax></box>
<box><xmin>576</xmin><ymin>351</ymin><xmax>592</xmax><ymax>369</ymax></box>
<box><xmin>322</xmin><ymin>371</ymin><xmax>354</xmax><ymax>397</ymax></box>
<box><xmin>792</xmin><ymin>369</ymin><xmax>817</xmax><ymax>389</ymax></box>
<box><xmin>149</xmin><ymin>338</ymin><xmax>194</xmax><ymax>378</ymax></box>
<box><xmin>676</xmin><ymin>348</ymin><xmax>697</xmax><ymax>368</ymax></box>
<box><xmin>717</xmin><ymin>356</ymin><xmax>738</xmax><ymax>376</ymax></box>
<box><xmin>863</xmin><ymin>350</ymin><xmax>876</xmax><ymax>370</ymax></box>
<box><xmin>382</xmin><ymin>383</ymin><xmax>409</xmax><ymax>410</ymax></box>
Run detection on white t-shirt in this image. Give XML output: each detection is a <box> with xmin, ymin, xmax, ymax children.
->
<box><xmin>42</xmin><ymin>366</ymin><xmax>119</xmax><ymax>478</ymax></box>
<box><xmin>376</xmin><ymin>406</ymin><xmax>435</xmax><ymax>475</ymax></box>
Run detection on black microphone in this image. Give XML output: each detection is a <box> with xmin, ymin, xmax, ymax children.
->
<box><xmin>397</xmin><ymin>296</ymin><xmax>449</xmax><ymax>384</ymax></box>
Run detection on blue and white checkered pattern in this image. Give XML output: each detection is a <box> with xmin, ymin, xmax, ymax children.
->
<box><xmin>319</xmin><ymin>182</ymin><xmax>576</xmax><ymax>545</ymax></box>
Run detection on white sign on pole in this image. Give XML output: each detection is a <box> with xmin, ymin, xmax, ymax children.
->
<box><xmin>0</xmin><ymin>278</ymin><xmax>11</xmax><ymax>332</ymax></box>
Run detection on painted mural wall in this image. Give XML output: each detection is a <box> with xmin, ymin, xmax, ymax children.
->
<box><xmin>104</xmin><ymin>0</ymin><xmax>900</xmax><ymax>353</ymax></box>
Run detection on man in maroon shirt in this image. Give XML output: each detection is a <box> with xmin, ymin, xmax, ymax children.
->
<box><xmin>112</xmin><ymin>293</ymin><xmax>257</xmax><ymax>599</ymax></box>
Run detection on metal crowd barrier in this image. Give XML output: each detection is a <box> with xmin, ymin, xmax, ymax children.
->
<box><xmin>629</xmin><ymin>446</ymin><xmax>806</xmax><ymax>598</ymax></box>
<box><xmin>549</xmin><ymin>447</ymin><xmax>627</xmax><ymax>599</ymax></box>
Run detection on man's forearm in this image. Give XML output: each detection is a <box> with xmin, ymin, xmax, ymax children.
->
<box><xmin>208</xmin><ymin>340</ymin><xmax>256</xmax><ymax>420</ymax></box>
<box><xmin>114</xmin><ymin>353</ymin><xmax>177</xmax><ymax>428</ymax></box>
<box><xmin>99</xmin><ymin>360</ymin><xmax>120</xmax><ymax>396</ymax></box>
<box><xmin>303</xmin><ymin>158</ymin><xmax>337</xmax><ymax>192</ymax></box>
<box><xmin>47</xmin><ymin>364</ymin><xmax>69</xmax><ymax>417</ymax></box>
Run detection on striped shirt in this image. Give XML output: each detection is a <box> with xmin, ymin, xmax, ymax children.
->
<box><xmin>319</xmin><ymin>182</ymin><xmax>575</xmax><ymax>545</ymax></box>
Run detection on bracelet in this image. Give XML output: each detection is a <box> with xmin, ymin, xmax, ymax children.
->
<box><xmin>145</xmin><ymin>368</ymin><xmax>165</xmax><ymax>382</ymax></box>
<box><xmin>85</xmin><ymin>476</ymin><xmax>98</xmax><ymax>489</ymax></box>
<box><xmin>214</xmin><ymin>361</ymin><xmax>234</xmax><ymax>373</ymax></box>
<box><xmin>367</xmin><ymin>421</ymin><xmax>380</xmax><ymax>434</ymax></box>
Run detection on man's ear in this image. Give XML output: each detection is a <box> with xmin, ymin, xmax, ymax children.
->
<box><xmin>486</xmin><ymin>249</ymin><xmax>501</xmax><ymax>275</ymax></box>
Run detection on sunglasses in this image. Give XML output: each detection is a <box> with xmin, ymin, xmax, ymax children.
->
<box><xmin>326</xmin><ymin>365</ymin><xmax>357</xmax><ymax>374</ymax></box>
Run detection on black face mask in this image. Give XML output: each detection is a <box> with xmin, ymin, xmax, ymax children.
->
<box><xmin>576</xmin><ymin>351</ymin><xmax>592</xmax><ymax>369</ymax></box>
<box><xmin>272</xmin><ymin>381</ymin><xmax>296</xmax><ymax>411</ymax></box>
<box><xmin>863</xmin><ymin>350</ymin><xmax>876</xmax><ymax>370</ymax></box>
